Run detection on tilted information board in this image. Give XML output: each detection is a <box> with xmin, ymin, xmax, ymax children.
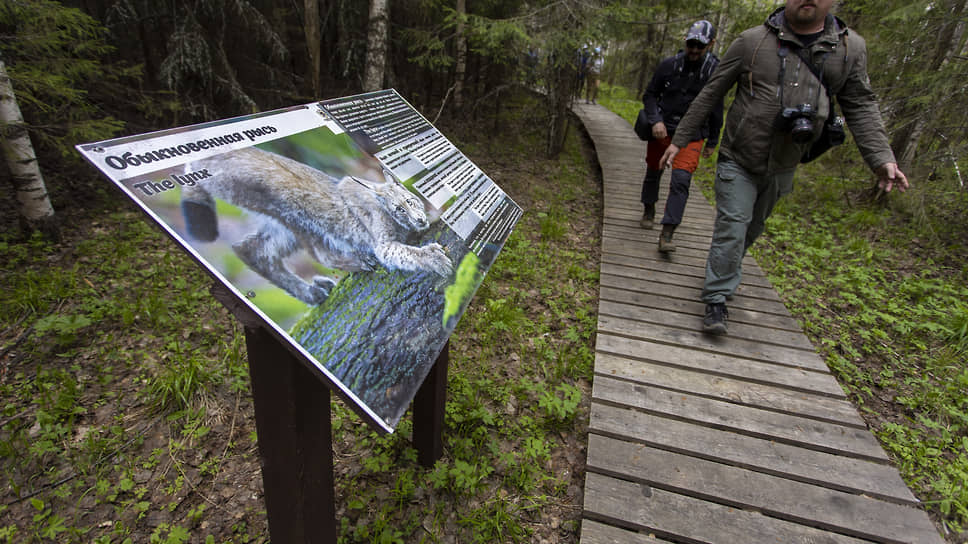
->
<box><xmin>77</xmin><ymin>89</ymin><xmax>522</xmax><ymax>432</ymax></box>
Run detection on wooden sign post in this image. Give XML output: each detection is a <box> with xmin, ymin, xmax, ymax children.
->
<box><xmin>216</xmin><ymin>284</ymin><xmax>446</xmax><ymax>541</ymax></box>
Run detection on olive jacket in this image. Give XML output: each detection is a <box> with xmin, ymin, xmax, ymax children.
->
<box><xmin>671</xmin><ymin>7</ymin><xmax>896</xmax><ymax>175</ymax></box>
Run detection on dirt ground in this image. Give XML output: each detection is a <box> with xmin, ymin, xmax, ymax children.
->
<box><xmin>0</xmin><ymin>100</ymin><xmax>604</xmax><ymax>543</ymax></box>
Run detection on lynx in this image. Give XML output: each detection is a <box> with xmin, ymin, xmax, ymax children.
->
<box><xmin>180</xmin><ymin>147</ymin><xmax>453</xmax><ymax>305</ymax></box>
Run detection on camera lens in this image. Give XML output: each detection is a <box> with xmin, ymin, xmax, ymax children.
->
<box><xmin>790</xmin><ymin>117</ymin><xmax>814</xmax><ymax>144</ymax></box>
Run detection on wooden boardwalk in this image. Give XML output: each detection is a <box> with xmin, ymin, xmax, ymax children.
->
<box><xmin>571</xmin><ymin>103</ymin><xmax>944</xmax><ymax>544</ymax></box>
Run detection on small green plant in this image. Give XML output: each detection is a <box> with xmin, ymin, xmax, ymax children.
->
<box><xmin>538</xmin><ymin>383</ymin><xmax>582</xmax><ymax>425</ymax></box>
<box><xmin>33</xmin><ymin>313</ymin><xmax>93</xmax><ymax>347</ymax></box>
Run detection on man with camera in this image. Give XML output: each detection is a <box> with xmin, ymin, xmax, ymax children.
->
<box><xmin>659</xmin><ymin>0</ymin><xmax>908</xmax><ymax>335</ymax></box>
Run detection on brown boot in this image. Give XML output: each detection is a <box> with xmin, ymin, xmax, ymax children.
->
<box><xmin>639</xmin><ymin>204</ymin><xmax>655</xmax><ymax>229</ymax></box>
<box><xmin>658</xmin><ymin>224</ymin><xmax>676</xmax><ymax>253</ymax></box>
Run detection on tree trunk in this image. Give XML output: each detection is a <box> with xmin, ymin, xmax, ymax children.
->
<box><xmin>453</xmin><ymin>0</ymin><xmax>467</xmax><ymax>110</ymax></box>
<box><xmin>0</xmin><ymin>60</ymin><xmax>57</xmax><ymax>239</ymax></box>
<box><xmin>716</xmin><ymin>0</ymin><xmax>729</xmax><ymax>57</ymax></box>
<box><xmin>889</xmin><ymin>0</ymin><xmax>967</xmax><ymax>171</ymax></box>
<box><xmin>362</xmin><ymin>0</ymin><xmax>389</xmax><ymax>91</ymax></box>
<box><xmin>304</xmin><ymin>0</ymin><xmax>322</xmax><ymax>98</ymax></box>
<box><xmin>891</xmin><ymin>117</ymin><xmax>926</xmax><ymax>171</ymax></box>
<box><xmin>546</xmin><ymin>54</ymin><xmax>573</xmax><ymax>158</ymax></box>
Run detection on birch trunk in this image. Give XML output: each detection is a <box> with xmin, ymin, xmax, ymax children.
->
<box><xmin>0</xmin><ymin>60</ymin><xmax>57</xmax><ymax>239</ymax></box>
<box><xmin>362</xmin><ymin>0</ymin><xmax>389</xmax><ymax>92</ymax></box>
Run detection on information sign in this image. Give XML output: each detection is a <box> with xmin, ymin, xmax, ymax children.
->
<box><xmin>77</xmin><ymin>90</ymin><xmax>522</xmax><ymax>432</ymax></box>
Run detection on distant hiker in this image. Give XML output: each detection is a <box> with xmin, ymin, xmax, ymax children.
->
<box><xmin>585</xmin><ymin>45</ymin><xmax>604</xmax><ymax>104</ymax></box>
<box><xmin>639</xmin><ymin>20</ymin><xmax>723</xmax><ymax>255</ymax></box>
<box><xmin>576</xmin><ymin>44</ymin><xmax>592</xmax><ymax>102</ymax></box>
<box><xmin>659</xmin><ymin>0</ymin><xmax>908</xmax><ymax>335</ymax></box>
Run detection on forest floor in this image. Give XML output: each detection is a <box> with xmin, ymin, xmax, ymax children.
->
<box><xmin>0</xmin><ymin>91</ymin><xmax>603</xmax><ymax>543</ymax></box>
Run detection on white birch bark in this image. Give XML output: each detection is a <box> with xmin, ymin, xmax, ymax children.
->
<box><xmin>0</xmin><ymin>60</ymin><xmax>56</xmax><ymax>234</ymax></box>
<box><xmin>363</xmin><ymin>0</ymin><xmax>389</xmax><ymax>92</ymax></box>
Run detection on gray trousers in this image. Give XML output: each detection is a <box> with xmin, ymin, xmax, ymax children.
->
<box><xmin>702</xmin><ymin>160</ymin><xmax>795</xmax><ymax>304</ymax></box>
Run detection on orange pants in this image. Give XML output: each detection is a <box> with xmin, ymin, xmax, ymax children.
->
<box><xmin>645</xmin><ymin>137</ymin><xmax>703</xmax><ymax>173</ymax></box>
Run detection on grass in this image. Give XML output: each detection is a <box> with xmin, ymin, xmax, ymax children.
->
<box><xmin>597</xmin><ymin>82</ymin><xmax>968</xmax><ymax>536</ymax></box>
<box><xmin>0</xmin><ymin>90</ymin><xmax>601</xmax><ymax>542</ymax></box>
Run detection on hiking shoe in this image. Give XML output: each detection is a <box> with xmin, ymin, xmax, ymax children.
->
<box><xmin>639</xmin><ymin>208</ymin><xmax>655</xmax><ymax>229</ymax></box>
<box><xmin>703</xmin><ymin>303</ymin><xmax>729</xmax><ymax>335</ymax></box>
<box><xmin>658</xmin><ymin>232</ymin><xmax>676</xmax><ymax>253</ymax></box>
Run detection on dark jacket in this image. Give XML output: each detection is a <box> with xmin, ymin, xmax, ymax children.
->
<box><xmin>671</xmin><ymin>7</ymin><xmax>896</xmax><ymax>175</ymax></box>
<box><xmin>643</xmin><ymin>51</ymin><xmax>723</xmax><ymax>146</ymax></box>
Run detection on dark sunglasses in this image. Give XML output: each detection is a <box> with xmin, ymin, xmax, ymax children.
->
<box><xmin>686</xmin><ymin>40</ymin><xmax>706</xmax><ymax>49</ymax></box>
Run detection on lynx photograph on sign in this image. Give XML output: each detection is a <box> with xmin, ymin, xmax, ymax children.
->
<box><xmin>77</xmin><ymin>90</ymin><xmax>522</xmax><ymax>432</ymax></box>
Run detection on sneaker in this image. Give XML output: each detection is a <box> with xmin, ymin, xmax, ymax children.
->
<box><xmin>703</xmin><ymin>303</ymin><xmax>728</xmax><ymax>335</ymax></box>
<box><xmin>658</xmin><ymin>232</ymin><xmax>676</xmax><ymax>253</ymax></box>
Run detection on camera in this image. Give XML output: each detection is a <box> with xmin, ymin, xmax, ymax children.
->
<box><xmin>825</xmin><ymin>115</ymin><xmax>846</xmax><ymax>146</ymax></box>
<box><xmin>776</xmin><ymin>103</ymin><xmax>816</xmax><ymax>144</ymax></box>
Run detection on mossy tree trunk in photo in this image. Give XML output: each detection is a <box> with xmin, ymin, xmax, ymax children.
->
<box><xmin>290</xmin><ymin>225</ymin><xmax>467</xmax><ymax>429</ymax></box>
<box><xmin>0</xmin><ymin>60</ymin><xmax>57</xmax><ymax>240</ymax></box>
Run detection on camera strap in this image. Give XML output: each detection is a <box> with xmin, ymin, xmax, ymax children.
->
<box><xmin>777</xmin><ymin>43</ymin><xmax>835</xmax><ymax>114</ymax></box>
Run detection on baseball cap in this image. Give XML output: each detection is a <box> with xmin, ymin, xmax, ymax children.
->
<box><xmin>686</xmin><ymin>20</ymin><xmax>715</xmax><ymax>45</ymax></box>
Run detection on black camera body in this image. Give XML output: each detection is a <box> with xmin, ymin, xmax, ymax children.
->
<box><xmin>776</xmin><ymin>103</ymin><xmax>817</xmax><ymax>144</ymax></box>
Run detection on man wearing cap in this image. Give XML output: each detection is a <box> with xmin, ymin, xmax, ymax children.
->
<box><xmin>659</xmin><ymin>0</ymin><xmax>908</xmax><ymax>335</ymax></box>
<box><xmin>639</xmin><ymin>20</ymin><xmax>724</xmax><ymax>254</ymax></box>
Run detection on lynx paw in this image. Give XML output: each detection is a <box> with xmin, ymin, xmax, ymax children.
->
<box><xmin>305</xmin><ymin>276</ymin><xmax>337</xmax><ymax>305</ymax></box>
<box><xmin>421</xmin><ymin>243</ymin><xmax>454</xmax><ymax>277</ymax></box>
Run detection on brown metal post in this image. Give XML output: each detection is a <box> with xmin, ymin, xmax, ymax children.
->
<box><xmin>412</xmin><ymin>340</ymin><xmax>448</xmax><ymax>467</ymax></box>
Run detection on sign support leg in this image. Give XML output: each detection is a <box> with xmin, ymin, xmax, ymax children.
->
<box><xmin>244</xmin><ymin>324</ymin><xmax>337</xmax><ymax>543</ymax></box>
<box><xmin>413</xmin><ymin>340</ymin><xmax>448</xmax><ymax>467</ymax></box>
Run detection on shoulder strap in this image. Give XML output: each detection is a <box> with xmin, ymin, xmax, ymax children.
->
<box><xmin>699</xmin><ymin>53</ymin><xmax>718</xmax><ymax>82</ymax></box>
<box><xmin>779</xmin><ymin>42</ymin><xmax>833</xmax><ymax>101</ymax></box>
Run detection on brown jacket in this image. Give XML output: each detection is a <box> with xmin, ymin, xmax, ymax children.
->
<box><xmin>671</xmin><ymin>7</ymin><xmax>896</xmax><ymax>175</ymax></box>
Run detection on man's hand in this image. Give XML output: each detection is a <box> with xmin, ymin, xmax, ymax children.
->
<box><xmin>652</xmin><ymin>121</ymin><xmax>668</xmax><ymax>140</ymax></box>
<box><xmin>875</xmin><ymin>162</ymin><xmax>909</xmax><ymax>193</ymax></box>
<box><xmin>702</xmin><ymin>146</ymin><xmax>715</xmax><ymax>159</ymax></box>
<box><xmin>659</xmin><ymin>144</ymin><xmax>680</xmax><ymax>170</ymax></box>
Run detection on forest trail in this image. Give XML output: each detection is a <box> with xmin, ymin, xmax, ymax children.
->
<box><xmin>571</xmin><ymin>102</ymin><xmax>944</xmax><ymax>544</ymax></box>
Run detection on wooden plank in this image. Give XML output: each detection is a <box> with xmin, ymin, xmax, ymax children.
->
<box><xmin>583</xmin><ymin>472</ymin><xmax>873</xmax><ymax>544</ymax></box>
<box><xmin>598</xmin><ymin>297</ymin><xmax>815</xmax><ymax>351</ymax></box>
<box><xmin>602</xmin><ymin>245</ymin><xmax>776</xmax><ymax>289</ymax></box>
<box><xmin>593</xmin><ymin>353</ymin><xmax>864</xmax><ymax>426</ymax></box>
<box><xmin>600</xmin><ymin>273</ymin><xmax>797</xmax><ymax>323</ymax></box>
<box><xmin>580</xmin><ymin>520</ymin><xmax>676</xmax><ymax>544</ymax></box>
<box><xmin>586</xmin><ymin>435</ymin><xmax>943</xmax><ymax>544</ymax></box>
<box><xmin>595</xmin><ymin>336</ymin><xmax>846</xmax><ymax>397</ymax></box>
<box><xmin>589</xmin><ymin>403</ymin><xmax>916</xmax><ymax>504</ymax></box>
<box><xmin>599</xmin><ymin>314</ymin><xmax>828</xmax><ymax>371</ymax></box>
<box><xmin>601</xmin><ymin>258</ymin><xmax>780</xmax><ymax>299</ymax></box>
<box><xmin>592</xmin><ymin>375</ymin><xmax>887</xmax><ymax>460</ymax></box>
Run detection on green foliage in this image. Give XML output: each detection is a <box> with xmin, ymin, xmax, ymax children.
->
<box><xmin>0</xmin><ymin>0</ymin><xmax>128</xmax><ymax>155</ymax></box>
<box><xmin>443</xmin><ymin>252</ymin><xmax>482</xmax><ymax>327</ymax></box>
<box><xmin>746</xmin><ymin>161</ymin><xmax>968</xmax><ymax>533</ymax></box>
